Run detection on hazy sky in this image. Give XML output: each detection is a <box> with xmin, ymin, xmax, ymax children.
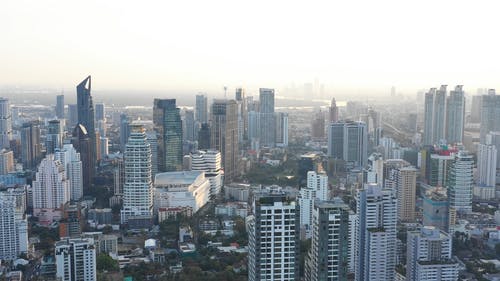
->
<box><xmin>2</xmin><ymin>1</ymin><xmax>500</xmax><ymax>95</ymax></box>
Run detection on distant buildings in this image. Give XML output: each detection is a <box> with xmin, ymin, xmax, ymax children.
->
<box><xmin>275</xmin><ymin>112</ymin><xmax>289</xmax><ymax>148</ymax></box>
<box><xmin>21</xmin><ymin>121</ymin><xmax>42</xmax><ymax>170</ymax></box>
<box><xmin>0</xmin><ymin>98</ymin><xmax>12</xmax><ymax>149</ymax></box>
<box><xmin>55</xmin><ymin>238</ymin><xmax>96</xmax><ymax>281</ymax></box>
<box><xmin>259</xmin><ymin>88</ymin><xmax>276</xmax><ymax>147</ymax></box>
<box><xmin>195</xmin><ymin>94</ymin><xmax>208</xmax><ymax>124</ymax></box>
<box><xmin>329</xmin><ymin>98</ymin><xmax>339</xmax><ymax>123</ymax></box>
<box><xmin>0</xmin><ymin>149</ymin><xmax>15</xmax><ymax>175</ymax></box>
<box><xmin>328</xmin><ymin>121</ymin><xmax>368</xmax><ymax>168</ymax></box>
<box><xmin>153</xmin><ymin>99</ymin><xmax>183</xmax><ymax>172</ymax></box>
<box><xmin>56</xmin><ymin>94</ymin><xmax>65</xmax><ymax>119</ymax></box>
<box><xmin>480</xmin><ymin>91</ymin><xmax>500</xmax><ymax>143</ymax></box>
<box><xmin>46</xmin><ymin>119</ymin><xmax>63</xmax><ymax>154</ymax></box>
<box><xmin>477</xmin><ymin>143</ymin><xmax>497</xmax><ymax>187</ymax></box>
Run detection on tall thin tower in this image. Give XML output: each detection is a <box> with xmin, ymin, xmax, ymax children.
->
<box><xmin>76</xmin><ymin>76</ymin><xmax>96</xmax><ymax>170</ymax></box>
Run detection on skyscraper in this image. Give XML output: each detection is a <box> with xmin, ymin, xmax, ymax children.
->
<box><xmin>354</xmin><ymin>184</ymin><xmax>397</xmax><ymax>281</ymax></box>
<box><xmin>329</xmin><ymin>98</ymin><xmax>339</xmax><ymax>123</ymax></box>
<box><xmin>95</xmin><ymin>103</ymin><xmax>105</xmax><ymax>121</ymax></box>
<box><xmin>406</xmin><ymin>226</ymin><xmax>459</xmax><ymax>281</ymax></box>
<box><xmin>470</xmin><ymin>95</ymin><xmax>482</xmax><ymax>123</ymax></box>
<box><xmin>396</xmin><ymin>167</ymin><xmax>417</xmax><ymax>222</ymax></box>
<box><xmin>146</xmin><ymin>132</ymin><xmax>158</xmax><ymax>178</ymax></box>
<box><xmin>56</xmin><ymin>94</ymin><xmax>65</xmax><ymax>119</ymax></box>
<box><xmin>0</xmin><ymin>98</ymin><xmax>12</xmax><ymax>149</ymax></box>
<box><xmin>247</xmin><ymin>189</ymin><xmax>300</xmax><ymax>281</ymax></box>
<box><xmin>299</xmin><ymin>171</ymin><xmax>329</xmax><ymax>238</ymax></box>
<box><xmin>120</xmin><ymin>125</ymin><xmax>153</xmax><ymax>225</ymax></box>
<box><xmin>183</xmin><ymin>109</ymin><xmax>196</xmax><ymax>142</ymax></box>
<box><xmin>72</xmin><ymin>124</ymin><xmax>93</xmax><ymax>194</ymax></box>
<box><xmin>119</xmin><ymin>113</ymin><xmax>130</xmax><ymax>152</ymax></box>
<box><xmin>21</xmin><ymin>121</ymin><xmax>42</xmax><ymax>170</ymax></box>
<box><xmin>0</xmin><ymin>194</ymin><xmax>28</xmax><ymax>261</ymax></box>
<box><xmin>445</xmin><ymin>85</ymin><xmax>465</xmax><ymax>144</ymax></box>
<box><xmin>259</xmin><ymin>88</ymin><xmax>276</xmax><ymax>147</ymax></box>
<box><xmin>311</xmin><ymin>111</ymin><xmax>325</xmax><ymax>140</ymax></box>
<box><xmin>195</xmin><ymin>94</ymin><xmax>208</xmax><ymax>124</ymax></box>
<box><xmin>275</xmin><ymin>112</ymin><xmax>289</xmax><ymax>147</ymax></box>
<box><xmin>477</xmin><ymin>143</ymin><xmax>497</xmax><ymax>187</ymax></box>
<box><xmin>0</xmin><ymin>149</ymin><xmax>14</xmax><ymax>175</ymax></box>
<box><xmin>153</xmin><ymin>99</ymin><xmax>183</xmax><ymax>172</ymax></box>
<box><xmin>447</xmin><ymin>151</ymin><xmax>473</xmax><ymax>214</ymax></box>
<box><xmin>55</xmin><ymin>238</ymin><xmax>96</xmax><ymax>281</ymax></box>
<box><xmin>305</xmin><ymin>199</ymin><xmax>349</xmax><ymax>281</ymax></box>
<box><xmin>235</xmin><ymin>88</ymin><xmax>248</xmax><ymax>142</ymax></box>
<box><xmin>422</xmin><ymin>189</ymin><xmax>449</xmax><ymax>232</ymax></box>
<box><xmin>198</xmin><ymin>123</ymin><xmax>210</xmax><ymax>150</ymax></box>
<box><xmin>33</xmin><ymin>155</ymin><xmax>70</xmax><ymax>213</ymax></box>
<box><xmin>68</xmin><ymin>104</ymin><xmax>78</xmax><ymax>129</ymax></box>
<box><xmin>46</xmin><ymin>119</ymin><xmax>63</xmax><ymax>154</ymax></box>
<box><xmin>327</xmin><ymin>121</ymin><xmax>368</xmax><ymax>168</ymax></box>
<box><xmin>55</xmin><ymin>144</ymin><xmax>83</xmax><ymax>201</ymax></box>
<box><xmin>480</xmin><ymin>91</ymin><xmax>500</xmax><ymax>143</ymax></box>
<box><xmin>211</xmin><ymin>99</ymin><xmax>239</xmax><ymax>182</ymax></box>
<box><xmin>76</xmin><ymin>76</ymin><xmax>96</xmax><ymax>172</ymax></box>
<box><xmin>423</xmin><ymin>86</ymin><xmax>446</xmax><ymax>145</ymax></box>
<box><xmin>190</xmin><ymin>150</ymin><xmax>223</xmax><ymax>198</ymax></box>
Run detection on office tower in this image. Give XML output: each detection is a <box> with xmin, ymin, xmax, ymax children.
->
<box><xmin>311</xmin><ymin>111</ymin><xmax>325</xmax><ymax>140</ymax></box>
<box><xmin>235</xmin><ymin>88</ymin><xmax>248</xmax><ymax>141</ymax></box>
<box><xmin>276</xmin><ymin>112</ymin><xmax>289</xmax><ymax>147</ymax></box>
<box><xmin>247</xmin><ymin>189</ymin><xmax>300</xmax><ymax>281</ymax></box>
<box><xmin>195</xmin><ymin>94</ymin><xmax>208</xmax><ymax>124</ymax></box>
<box><xmin>21</xmin><ymin>121</ymin><xmax>42</xmax><ymax>170</ymax></box>
<box><xmin>55</xmin><ymin>238</ymin><xmax>96</xmax><ymax>281</ymax></box>
<box><xmin>95</xmin><ymin>103</ymin><xmax>105</xmax><ymax>121</ymax></box>
<box><xmin>0</xmin><ymin>98</ymin><xmax>12</xmax><ymax>149</ymax></box>
<box><xmin>56</xmin><ymin>94</ymin><xmax>65</xmax><ymax>119</ymax></box>
<box><xmin>55</xmin><ymin>144</ymin><xmax>83</xmax><ymax>201</ymax></box>
<box><xmin>210</xmin><ymin>99</ymin><xmax>239</xmax><ymax>182</ymax></box>
<box><xmin>259</xmin><ymin>88</ymin><xmax>276</xmax><ymax>147</ymax></box>
<box><xmin>447</xmin><ymin>151</ymin><xmax>473</xmax><ymax>214</ymax></box>
<box><xmin>153</xmin><ymin>99</ymin><xmax>183</xmax><ymax>172</ymax></box>
<box><xmin>183</xmin><ymin>109</ymin><xmax>196</xmax><ymax>142</ymax></box>
<box><xmin>113</xmin><ymin>157</ymin><xmax>125</xmax><ymax>196</ymax></box>
<box><xmin>406</xmin><ymin>226</ymin><xmax>459</xmax><ymax>281</ymax></box>
<box><xmin>305</xmin><ymin>200</ymin><xmax>349</xmax><ymax>281</ymax></box>
<box><xmin>76</xmin><ymin>76</ymin><xmax>96</xmax><ymax>171</ymax></box>
<box><xmin>397</xmin><ymin>167</ymin><xmax>417</xmax><ymax>222</ymax></box>
<box><xmin>146</xmin><ymin>132</ymin><xmax>158</xmax><ymax>178</ymax></box>
<box><xmin>96</xmin><ymin>119</ymin><xmax>106</xmax><ymax>138</ymax></box>
<box><xmin>470</xmin><ymin>95</ymin><xmax>482</xmax><ymax>123</ymax></box>
<box><xmin>329</xmin><ymin>98</ymin><xmax>339</xmax><ymax>123</ymax></box>
<box><xmin>100</xmin><ymin>137</ymin><xmax>108</xmax><ymax>158</ymax></box>
<box><xmin>423</xmin><ymin>86</ymin><xmax>447</xmax><ymax>145</ymax></box>
<box><xmin>190</xmin><ymin>150</ymin><xmax>223</xmax><ymax>198</ymax></box>
<box><xmin>0</xmin><ymin>194</ymin><xmax>27</xmax><ymax>261</ymax></box>
<box><xmin>0</xmin><ymin>149</ymin><xmax>14</xmax><ymax>175</ymax></box>
<box><xmin>423</xmin><ymin>188</ymin><xmax>449</xmax><ymax>232</ymax></box>
<box><xmin>248</xmin><ymin>110</ymin><xmax>261</xmax><ymax>145</ymax></box>
<box><xmin>477</xmin><ymin>143</ymin><xmax>497</xmax><ymax>187</ymax></box>
<box><xmin>299</xmin><ymin>171</ymin><xmax>329</xmax><ymax>238</ymax></box>
<box><xmin>327</xmin><ymin>121</ymin><xmax>368</xmax><ymax>168</ymax></box>
<box><xmin>198</xmin><ymin>123</ymin><xmax>211</xmax><ymax>150</ymax></box>
<box><xmin>354</xmin><ymin>184</ymin><xmax>397</xmax><ymax>281</ymax></box>
<box><xmin>46</xmin><ymin>119</ymin><xmax>63</xmax><ymax>154</ymax></box>
<box><xmin>480</xmin><ymin>91</ymin><xmax>500</xmax><ymax>142</ymax></box>
<box><xmin>120</xmin><ymin>125</ymin><xmax>153</xmax><ymax>225</ymax></box>
<box><xmin>33</xmin><ymin>155</ymin><xmax>70</xmax><ymax>212</ymax></box>
<box><xmin>68</xmin><ymin>104</ymin><xmax>78</xmax><ymax>129</ymax></box>
<box><xmin>59</xmin><ymin>202</ymin><xmax>82</xmax><ymax>238</ymax></box>
<box><xmin>119</xmin><ymin>113</ymin><xmax>130</xmax><ymax>152</ymax></box>
<box><xmin>72</xmin><ymin>124</ymin><xmax>93</xmax><ymax>194</ymax></box>
<box><xmin>445</xmin><ymin>85</ymin><xmax>465</xmax><ymax>144</ymax></box>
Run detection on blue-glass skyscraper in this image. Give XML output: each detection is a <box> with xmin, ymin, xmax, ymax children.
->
<box><xmin>76</xmin><ymin>76</ymin><xmax>96</xmax><ymax>172</ymax></box>
<box><xmin>153</xmin><ymin>99</ymin><xmax>183</xmax><ymax>172</ymax></box>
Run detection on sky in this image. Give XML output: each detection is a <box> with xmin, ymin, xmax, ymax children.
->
<box><xmin>2</xmin><ymin>0</ymin><xmax>500</xmax><ymax>96</ymax></box>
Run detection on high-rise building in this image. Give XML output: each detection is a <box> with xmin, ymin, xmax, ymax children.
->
<box><xmin>56</xmin><ymin>94</ymin><xmax>65</xmax><ymax>119</ymax></box>
<box><xmin>445</xmin><ymin>85</ymin><xmax>465</xmax><ymax>144</ymax></box>
<box><xmin>480</xmin><ymin>91</ymin><xmax>500</xmax><ymax>143</ymax></box>
<box><xmin>146</xmin><ymin>132</ymin><xmax>158</xmax><ymax>178</ymax></box>
<box><xmin>470</xmin><ymin>95</ymin><xmax>482</xmax><ymax>123</ymax></box>
<box><xmin>55</xmin><ymin>144</ymin><xmax>83</xmax><ymax>201</ymax></box>
<box><xmin>311</xmin><ymin>111</ymin><xmax>325</xmax><ymax>140</ymax></box>
<box><xmin>21</xmin><ymin>121</ymin><xmax>42</xmax><ymax>170</ymax></box>
<box><xmin>299</xmin><ymin>171</ymin><xmax>329</xmax><ymax>238</ymax></box>
<box><xmin>259</xmin><ymin>88</ymin><xmax>276</xmax><ymax>147</ymax></box>
<box><xmin>477</xmin><ymin>143</ymin><xmax>497</xmax><ymax>187</ymax></box>
<box><xmin>447</xmin><ymin>151</ymin><xmax>473</xmax><ymax>213</ymax></box>
<box><xmin>423</xmin><ymin>86</ymin><xmax>447</xmax><ymax>145</ymax></box>
<box><xmin>397</xmin><ymin>167</ymin><xmax>417</xmax><ymax>222</ymax></box>
<box><xmin>33</xmin><ymin>155</ymin><xmax>70</xmax><ymax>212</ymax></box>
<box><xmin>210</xmin><ymin>99</ymin><xmax>239</xmax><ymax>182</ymax></box>
<box><xmin>354</xmin><ymin>184</ymin><xmax>397</xmax><ymax>281</ymax></box>
<box><xmin>72</xmin><ymin>124</ymin><xmax>93</xmax><ymax>194</ymax></box>
<box><xmin>0</xmin><ymin>194</ymin><xmax>28</xmax><ymax>261</ymax></box>
<box><xmin>198</xmin><ymin>123</ymin><xmax>210</xmax><ymax>150</ymax></box>
<box><xmin>329</xmin><ymin>98</ymin><xmax>339</xmax><ymax>123</ymax></box>
<box><xmin>120</xmin><ymin>125</ymin><xmax>153</xmax><ymax>225</ymax></box>
<box><xmin>235</xmin><ymin>88</ymin><xmax>248</xmax><ymax>142</ymax></box>
<box><xmin>0</xmin><ymin>149</ymin><xmax>15</xmax><ymax>175</ymax></box>
<box><xmin>247</xmin><ymin>189</ymin><xmax>300</xmax><ymax>281</ymax></box>
<box><xmin>327</xmin><ymin>121</ymin><xmax>368</xmax><ymax>168</ymax></box>
<box><xmin>183</xmin><ymin>109</ymin><xmax>196</xmax><ymax>142</ymax></box>
<box><xmin>113</xmin><ymin>157</ymin><xmax>125</xmax><ymax>196</ymax></box>
<box><xmin>68</xmin><ymin>104</ymin><xmax>78</xmax><ymax>129</ymax></box>
<box><xmin>76</xmin><ymin>76</ymin><xmax>96</xmax><ymax>172</ymax></box>
<box><xmin>190</xmin><ymin>150</ymin><xmax>223</xmax><ymax>198</ymax></box>
<box><xmin>195</xmin><ymin>94</ymin><xmax>208</xmax><ymax>124</ymax></box>
<box><xmin>305</xmin><ymin>199</ymin><xmax>349</xmax><ymax>281</ymax></box>
<box><xmin>422</xmin><ymin>188</ymin><xmax>449</xmax><ymax>232</ymax></box>
<box><xmin>119</xmin><ymin>113</ymin><xmax>130</xmax><ymax>153</ymax></box>
<box><xmin>248</xmin><ymin>111</ymin><xmax>261</xmax><ymax>145</ymax></box>
<box><xmin>55</xmin><ymin>238</ymin><xmax>96</xmax><ymax>281</ymax></box>
<box><xmin>406</xmin><ymin>226</ymin><xmax>459</xmax><ymax>281</ymax></box>
<box><xmin>153</xmin><ymin>99</ymin><xmax>183</xmax><ymax>172</ymax></box>
<box><xmin>59</xmin><ymin>202</ymin><xmax>82</xmax><ymax>238</ymax></box>
<box><xmin>276</xmin><ymin>112</ymin><xmax>289</xmax><ymax>148</ymax></box>
<box><xmin>46</xmin><ymin>119</ymin><xmax>64</xmax><ymax>154</ymax></box>
<box><xmin>95</xmin><ymin>103</ymin><xmax>105</xmax><ymax>121</ymax></box>
<box><xmin>0</xmin><ymin>98</ymin><xmax>12</xmax><ymax>149</ymax></box>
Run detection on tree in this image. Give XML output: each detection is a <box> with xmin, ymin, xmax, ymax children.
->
<box><xmin>96</xmin><ymin>253</ymin><xmax>119</xmax><ymax>272</ymax></box>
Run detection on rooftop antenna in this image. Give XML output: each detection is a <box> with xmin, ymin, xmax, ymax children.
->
<box><xmin>224</xmin><ymin>86</ymin><xmax>227</xmax><ymax>99</ymax></box>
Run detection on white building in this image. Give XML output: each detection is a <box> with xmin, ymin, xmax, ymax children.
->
<box><xmin>121</xmin><ymin>125</ymin><xmax>153</xmax><ymax>224</ymax></box>
<box><xmin>355</xmin><ymin>184</ymin><xmax>397</xmax><ymax>281</ymax></box>
<box><xmin>447</xmin><ymin>151</ymin><xmax>473</xmax><ymax>213</ymax></box>
<box><xmin>477</xmin><ymin>143</ymin><xmax>497</xmax><ymax>187</ymax></box>
<box><xmin>407</xmin><ymin>226</ymin><xmax>459</xmax><ymax>281</ymax></box>
<box><xmin>154</xmin><ymin>171</ymin><xmax>210</xmax><ymax>214</ymax></box>
<box><xmin>299</xmin><ymin>171</ymin><xmax>329</xmax><ymax>238</ymax></box>
<box><xmin>0</xmin><ymin>194</ymin><xmax>28</xmax><ymax>260</ymax></box>
<box><xmin>190</xmin><ymin>150</ymin><xmax>223</xmax><ymax>198</ymax></box>
<box><xmin>247</xmin><ymin>189</ymin><xmax>299</xmax><ymax>281</ymax></box>
<box><xmin>55</xmin><ymin>144</ymin><xmax>83</xmax><ymax>201</ymax></box>
<box><xmin>33</xmin><ymin>155</ymin><xmax>70</xmax><ymax>220</ymax></box>
<box><xmin>56</xmin><ymin>238</ymin><xmax>96</xmax><ymax>281</ymax></box>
